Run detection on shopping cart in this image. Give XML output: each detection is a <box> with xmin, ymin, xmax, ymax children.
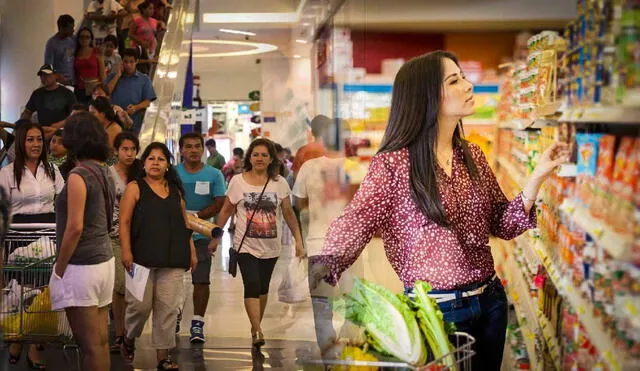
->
<box><xmin>298</xmin><ymin>332</ymin><xmax>475</xmax><ymax>370</ymax></box>
<box><xmin>1</xmin><ymin>223</ymin><xmax>79</xmax><ymax>367</ymax></box>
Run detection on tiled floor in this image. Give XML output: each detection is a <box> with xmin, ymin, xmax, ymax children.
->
<box><xmin>3</xmin><ymin>232</ymin><xmax>402</xmax><ymax>370</ymax></box>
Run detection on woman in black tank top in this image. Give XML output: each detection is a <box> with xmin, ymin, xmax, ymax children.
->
<box><xmin>119</xmin><ymin>142</ymin><xmax>196</xmax><ymax>371</ymax></box>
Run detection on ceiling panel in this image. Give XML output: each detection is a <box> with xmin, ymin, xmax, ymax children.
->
<box><xmin>198</xmin><ymin>0</ymin><xmax>302</xmax><ymax>14</ymax></box>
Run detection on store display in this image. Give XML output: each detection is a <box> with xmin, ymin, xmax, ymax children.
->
<box><xmin>494</xmin><ymin>2</ymin><xmax>640</xmax><ymax>370</ymax></box>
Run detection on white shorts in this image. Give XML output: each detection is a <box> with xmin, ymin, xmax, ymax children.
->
<box><xmin>50</xmin><ymin>257</ymin><xmax>115</xmax><ymax>310</ymax></box>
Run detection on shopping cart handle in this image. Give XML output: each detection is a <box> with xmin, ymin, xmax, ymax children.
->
<box><xmin>8</xmin><ymin>223</ymin><xmax>57</xmax><ymax>230</ymax></box>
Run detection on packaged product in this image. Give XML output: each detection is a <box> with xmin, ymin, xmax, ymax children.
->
<box><xmin>607</xmin><ymin>136</ymin><xmax>635</xmax><ymax>228</ymax></box>
<box><xmin>609</xmin><ymin>137</ymin><xmax>640</xmax><ymax>234</ymax></box>
<box><xmin>575</xmin><ymin>133</ymin><xmax>604</xmax><ymax>206</ymax></box>
<box><xmin>592</xmin><ymin>135</ymin><xmax>617</xmax><ymax>219</ymax></box>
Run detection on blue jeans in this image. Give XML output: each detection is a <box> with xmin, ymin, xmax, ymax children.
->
<box><xmin>406</xmin><ymin>276</ymin><xmax>508</xmax><ymax>371</ymax></box>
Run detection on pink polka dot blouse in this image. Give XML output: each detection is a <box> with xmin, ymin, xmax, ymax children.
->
<box><xmin>315</xmin><ymin>142</ymin><xmax>536</xmax><ymax>290</ymax></box>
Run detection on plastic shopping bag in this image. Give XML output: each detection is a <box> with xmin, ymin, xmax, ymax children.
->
<box><xmin>1</xmin><ymin>279</ymin><xmax>42</xmax><ymax>313</ymax></box>
<box><xmin>1</xmin><ymin>287</ymin><xmax>60</xmax><ymax>339</ymax></box>
<box><xmin>278</xmin><ymin>257</ymin><xmax>310</xmax><ymax>304</ymax></box>
<box><xmin>7</xmin><ymin>236</ymin><xmax>56</xmax><ymax>264</ymax></box>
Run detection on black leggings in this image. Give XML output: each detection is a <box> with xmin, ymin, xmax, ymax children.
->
<box><xmin>238</xmin><ymin>253</ymin><xmax>278</xmax><ymax>299</ymax></box>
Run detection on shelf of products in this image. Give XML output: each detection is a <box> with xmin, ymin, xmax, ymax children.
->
<box><xmin>560</xmin><ymin>199</ymin><xmax>634</xmax><ymax>260</ymax></box>
<box><xmin>536</xmin><ymin>239</ymin><xmax>632</xmax><ymax>371</ymax></box>
<box><xmin>503</xmin><ymin>253</ymin><xmax>543</xmax><ymax>371</ymax></box>
<box><xmin>492</xmin><ymin>1</ymin><xmax>640</xmax><ymax>370</ymax></box>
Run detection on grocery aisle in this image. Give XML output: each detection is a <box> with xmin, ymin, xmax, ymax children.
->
<box><xmin>491</xmin><ymin>2</ymin><xmax>640</xmax><ymax>370</ymax></box>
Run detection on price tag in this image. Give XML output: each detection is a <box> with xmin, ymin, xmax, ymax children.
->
<box><xmin>577</xmin><ymin>304</ymin><xmax>586</xmax><ymax>315</ymax></box>
<box><xmin>626</xmin><ymin>302</ymin><xmax>639</xmax><ymax>317</ymax></box>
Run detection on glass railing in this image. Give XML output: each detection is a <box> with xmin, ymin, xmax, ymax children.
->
<box><xmin>138</xmin><ymin>0</ymin><xmax>196</xmax><ymax>154</ymax></box>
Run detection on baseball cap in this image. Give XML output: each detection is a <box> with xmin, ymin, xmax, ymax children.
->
<box><xmin>37</xmin><ymin>64</ymin><xmax>55</xmax><ymax>76</ymax></box>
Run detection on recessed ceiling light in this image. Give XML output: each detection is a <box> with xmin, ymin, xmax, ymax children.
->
<box><xmin>293</xmin><ymin>54</ymin><xmax>301</xmax><ymax>59</ymax></box>
<box><xmin>186</xmin><ymin>40</ymin><xmax>278</xmax><ymax>58</ymax></box>
<box><xmin>295</xmin><ymin>39</ymin><xmax>307</xmax><ymax>44</ymax></box>
<box><xmin>219</xmin><ymin>28</ymin><xmax>256</xmax><ymax>36</ymax></box>
<box><xmin>203</xmin><ymin>12</ymin><xmax>297</xmax><ymax>23</ymax></box>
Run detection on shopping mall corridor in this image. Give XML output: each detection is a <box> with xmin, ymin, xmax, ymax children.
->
<box><xmin>3</xmin><ymin>230</ymin><xmax>400</xmax><ymax>371</ymax></box>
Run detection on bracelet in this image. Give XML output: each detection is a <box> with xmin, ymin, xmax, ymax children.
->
<box><xmin>521</xmin><ymin>193</ymin><xmax>536</xmax><ymax>203</ymax></box>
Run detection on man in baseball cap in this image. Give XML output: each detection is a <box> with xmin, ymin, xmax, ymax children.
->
<box><xmin>19</xmin><ymin>64</ymin><xmax>76</xmax><ymax>137</ymax></box>
<box><xmin>37</xmin><ymin>64</ymin><xmax>55</xmax><ymax>76</ymax></box>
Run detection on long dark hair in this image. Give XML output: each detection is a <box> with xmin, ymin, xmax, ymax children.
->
<box><xmin>140</xmin><ymin>142</ymin><xmax>184</xmax><ymax>198</ymax></box>
<box><xmin>378</xmin><ymin>51</ymin><xmax>478</xmax><ymax>227</ymax></box>
<box><xmin>113</xmin><ymin>132</ymin><xmax>143</xmax><ymax>182</ymax></box>
<box><xmin>90</xmin><ymin>96</ymin><xmax>117</xmax><ymax>123</ymax></box>
<box><xmin>244</xmin><ymin>138</ymin><xmax>281</xmax><ymax>180</ymax></box>
<box><xmin>12</xmin><ymin>121</ymin><xmax>56</xmax><ymax>191</ymax></box>
<box><xmin>75</xmin><ymin>27</ymin><xmax>95</xmax><ymax>57</ymax></box>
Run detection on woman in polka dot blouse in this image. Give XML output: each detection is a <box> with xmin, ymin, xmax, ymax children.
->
<box><xmin>309</xmin><ymin>51</ymin><xmax>570</xmax><ymax>370</ymax></box>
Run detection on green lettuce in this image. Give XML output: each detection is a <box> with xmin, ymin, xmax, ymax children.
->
<box><xmin>337</xmin><ymin>278</ymin><xmax>427</xmax><ymax>365</ymax></box>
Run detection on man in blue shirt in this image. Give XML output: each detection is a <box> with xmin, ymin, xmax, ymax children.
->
<box><xmin>176</xmin><ymin>133</ymin><xmax>226</xmax><ymax>343</ymax></box>
<box><xmin>44</xmin><ymin>15</ymin><xmax>76</xmax><ymax>86</ymax></box>
<box><xmin>105</xmin><ymin>48</ymin><xmax>156</xmax><ymax>135</ymax></box>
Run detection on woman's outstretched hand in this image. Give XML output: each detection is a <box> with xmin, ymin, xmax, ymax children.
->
<box><xmin>532</xmin><ymin>142</ymin><xmax>571</xmax><ymax>181</ymax></box>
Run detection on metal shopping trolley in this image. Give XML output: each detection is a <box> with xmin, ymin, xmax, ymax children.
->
<box><xmin>298</xmin><ymin>332</ymin><xmax>475</xmax><ymax>370</ymax></box>
<box><xmin>1</xmin><ymin>223</ymin><xmax>80</xmax><ymax>368</ymax></box>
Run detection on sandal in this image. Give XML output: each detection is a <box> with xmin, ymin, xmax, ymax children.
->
<box><xmin>8</xmin><ymin>349</ymin><xmax>21</xmax><ymax>365</ymax></box>
<box><xmin>157</xmin><ymin>358</ymin><xmax>179</xmax><ymax>370</ymax></box>
<box><xmin>121</xmin><ymin>337</ymin><xmax>135</xmax><ymax>363</ymax></box>
<box><xmin>110</xmin><ymin>336</ymin><xmax>123</xmax><ymax>353</ymax></box>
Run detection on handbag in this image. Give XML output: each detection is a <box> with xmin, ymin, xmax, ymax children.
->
<box><xmin>228</xmin><ymin>178</ymin><xmax>269</xmax><ymax>277</ymax></box>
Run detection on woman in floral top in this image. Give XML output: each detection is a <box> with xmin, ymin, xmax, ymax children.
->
<box><xmin>310</xmin><ymin>51</ymin><xmax>569</xmax><ymax>370</ymax></box>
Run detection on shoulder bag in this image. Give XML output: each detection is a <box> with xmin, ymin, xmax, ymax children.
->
<box><xmin>228</xmin><ymin>177</ymin><xmax>269</xmax><ymax>277</ymax></box>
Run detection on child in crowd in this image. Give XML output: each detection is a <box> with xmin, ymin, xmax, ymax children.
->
<box><xmin>102</xmin><ymin>35</ymin><xmax>122</xmax><ymax>76</ymax></box>
<box><xmin>48</xmin><ymin>129</ymin><xmax>67</xmax><ymax>167</ymax></box>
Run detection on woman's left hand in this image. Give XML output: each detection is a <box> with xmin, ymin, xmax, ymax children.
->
<box><xmin>54</xmin><ymin>263</ymin><xmax>66</xmax><ymax>279</ymax></box>
<box><xmin>190</xmin><ymin>254</ymin><xmax>198</xmax><ymax>272</ymax></box>
<box><xmin>207</xmin><ymin>239</ymin><xmax>218</xmax><ymax>255</ymax></box>
<box><xmin>295</xmin><ymin>241</ymin><xmax>306</xmax><ymax>260</ymax></box>
<box><xmin>532</xmin><ymin>142</ymin><xmax>571</xmax><ymax>181</ymax></box>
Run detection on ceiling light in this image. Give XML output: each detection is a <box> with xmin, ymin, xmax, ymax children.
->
<box><xmin>203</xmin><ymin>13</ymin><xmax>297</xmax><ymax>23</ymax></box>
<box><xmin>295</xmin><ymin>39</ymin><xmax>307</xmax><ymax>44</ymax></box>
<box><xmin>219</xmin><ymin>29</ymin><xmax>256</xmax><ymax>36</ymax></box>
<box><xmin>293</xmin><ymin>54</ymin><xmax>301</xmax><ymax>59</ymax></box>
<box><xmin>186</xmin><ymin>40</ymin><xmax>278</xmax><ymax>58</ymax></box>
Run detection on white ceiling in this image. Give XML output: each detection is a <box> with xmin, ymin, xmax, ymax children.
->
<box><xmin>191</xmin><ymin>0</ymin><xmax>576</xmax><ymax>71</ymax></box>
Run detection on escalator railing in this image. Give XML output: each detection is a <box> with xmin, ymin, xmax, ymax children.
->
<box><xmin>138</xmin><ymin>0</ymin><xmax>196</xmax><ymax>154</ymax></box>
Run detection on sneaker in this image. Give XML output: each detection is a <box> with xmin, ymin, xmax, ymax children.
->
<box><xmin>190</xmin><ymin>320</ymin><xmax>205</xmax><ymax>343</ymax></box>
<box><xmin>175</xmin><ymin>308</ymin><xmax>182</xmax><ymax>334</ymax></box>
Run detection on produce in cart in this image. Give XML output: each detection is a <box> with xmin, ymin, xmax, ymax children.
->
<box><xmin>332</xmin><ymin>278</ymin><xmax>457</xmax><ymax>369</ymax></box>
<box><xmin>410</xmin><ymin>281</ymin><xmax>457</xmax><ymax>369</ymax></box>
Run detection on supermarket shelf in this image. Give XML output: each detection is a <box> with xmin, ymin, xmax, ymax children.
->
<box><xmin>537</xmin><ymin>311</ymin><xmax>561</xmax><ymax>371</ymax></box>
<box><xmin>560</xmin><ymin>200</ymin><xmax>633</xmax><ymax>260</ymax></box>
<box><xmin>498</xmin><ymin>118</ymin><xmax>558</xmax><ymax>130</ymax></box>
<box><xmin>535</xmin><ymin>240</ymin><xmax>631</xmax><ymax>371</ymax></box>
<box><xmin>559</xmin><ymin>106</ymin><xmax>640</xmax><ymax>124</ymax></box>
<box><xmin>497</xmin><ymin>156</ymin><xmax>527</xmax><ymax>189</ymax></box>
<box><xmin>504</xmin><ymin>256</ymin><xmax>542</xmax><ymax>371</ymax></box>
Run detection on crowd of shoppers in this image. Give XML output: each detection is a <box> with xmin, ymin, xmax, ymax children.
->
<box><xmin>19</xmin><ymin>0</ymin><xmax>165</xmax><ymax>143</ymax></box>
